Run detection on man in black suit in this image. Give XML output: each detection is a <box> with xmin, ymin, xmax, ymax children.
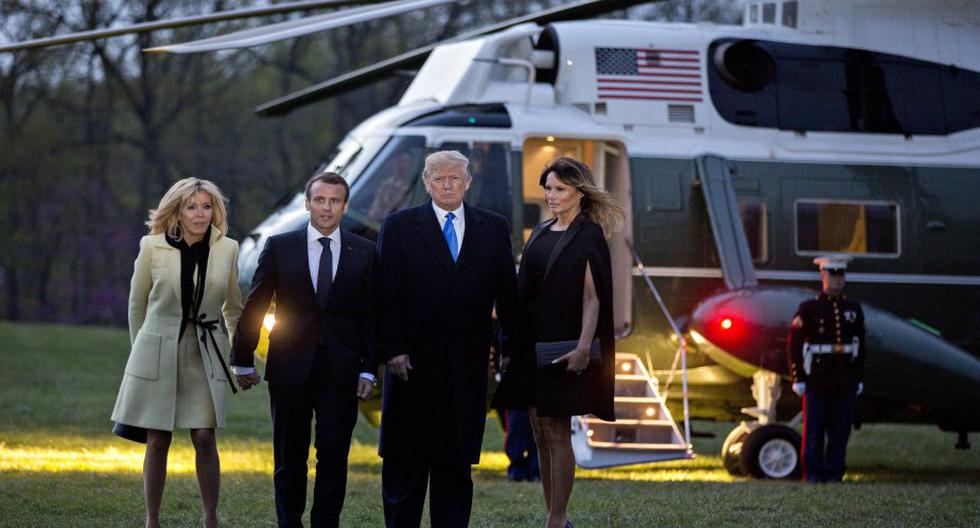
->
<box><xmin>232</xmin><ymin>172</ymin><xmax>378</xmax><ymax>528</ymax></box>
<box><xmin>376</xmin><ymin>150</ymin><xmax>519</xmax><ymax>527</ymax></box>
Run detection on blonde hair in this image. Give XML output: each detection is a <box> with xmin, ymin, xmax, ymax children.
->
<box><xmin>422</xmin><ymin>150</ymin><xmax>470</xmax><ymax>181</ymax></box>
<box><xmin>146</xmin><ymin>178</ymin><xmax>229</xmax><ymax>241</ymax></box>
<box><xmin>539</xmin><ymin>157</ymin><xmax>624</xmax><ymax>238</ymax></box>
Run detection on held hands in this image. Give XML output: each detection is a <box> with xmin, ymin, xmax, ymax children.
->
<box><xmin>236</xmin><ymin>372</ymin><xmax>261</xmax><ymax>391</ymax></box>
<box><xmin>357</xmin><ymin>377</ymin><xmax>375</xmax><ymax>400</ymax></box>
<box><xmin>792</xmin><ymin>382</ymin><xmax>806</xmax><ymax>397</ymax></box>
<box><xmin>554</xmin><ymin>345</ymin><xmax>590</xmax><ymax>374</ymax></box>
<box><xmin>387</xmin><ymin>354</ymin><xmax>412</xmax><ymax>381</ymax></box>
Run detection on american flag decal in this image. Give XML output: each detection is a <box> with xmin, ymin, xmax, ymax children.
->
<box><xmin>595</xmin><ymin>47</ymin><xmax>703</xmax><ymax>102</ymax></box>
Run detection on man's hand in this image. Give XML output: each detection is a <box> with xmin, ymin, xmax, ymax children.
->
<box><xmin>792</xmin><ymin>382</ymin><xmax>806</xmax><ymax>397</ymax></box>
<box><xmin>387</xmin><ymin>354</ymin><xmax>412</xmax><ymax>381</ymax></box>
<box><xmin>857</xmin><ymin>382</ymin><xmax>864</xmax><ymax>396</ymax></box>
<box><xmin>357</xmin><ymin>377</ymin><xmax>375</xmax><ymax>400</ymax></box>
<box><xmin>554</xmin><ymin>345</ymin><xmax>590</xmax><ymax>374</ymax></box>
<box><xmin>236</xmin><ymin>372</ymin><xmax>261</xmax><ymax>390</ymax></box>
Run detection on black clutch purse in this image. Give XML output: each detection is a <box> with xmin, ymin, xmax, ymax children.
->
<box><xmin>535</xmin><ymin>339</ymin><xmax>601</xmax><ymax>368</ymax></box>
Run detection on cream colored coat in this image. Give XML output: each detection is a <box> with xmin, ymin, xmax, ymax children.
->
<box><xmin>111</xmin><ymin>228</ymin><xmax>243</xmax><ymax>430</ymax></box>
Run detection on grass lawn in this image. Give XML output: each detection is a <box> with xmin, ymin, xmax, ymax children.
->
<box><xmin>1</xmin><ymin>321</ymin><xmax>978</xmax><ymax>527</ymax></box>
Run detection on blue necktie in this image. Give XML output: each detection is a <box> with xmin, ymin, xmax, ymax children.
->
<box><xmin>443</xmin><ymin>212</ymin><xmax>458</xmax><ymax>262</ymax></box>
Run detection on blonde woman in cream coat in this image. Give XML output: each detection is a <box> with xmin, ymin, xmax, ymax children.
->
<box><xmin>111</xmin><ymin>177</ymin><xmax>243</xmax><ymax>528</ymax></box>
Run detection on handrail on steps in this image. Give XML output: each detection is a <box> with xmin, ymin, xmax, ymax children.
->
<box><xmin>625</xmin><ymin>240</ymin><xmax>691</xmax><ymax>448</ymax></box>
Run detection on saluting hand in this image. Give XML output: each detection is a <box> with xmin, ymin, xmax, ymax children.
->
<box><xmin>387</xmin><ymin>354</ymin><xmax>413</xmax><ymax>381</ymax></box>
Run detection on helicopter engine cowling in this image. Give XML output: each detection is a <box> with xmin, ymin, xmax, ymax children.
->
<box><xmin>689</xmin><ymin>286</ymin><xmax>980</xmax><ymax>432</ymax></box>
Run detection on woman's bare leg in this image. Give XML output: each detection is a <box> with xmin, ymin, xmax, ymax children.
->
<box><xmin>190</xmin><ymin>428</ymin><xmax>220</xmax><ymax>528</ymax></box>
<box><xmin>538</xmin><ymin>416</ymin><xmax>574</xmax><ymax>528</ymax></box>
<box><xmin>144</xmin><ymin>429</ymin><xmax>172</xmax><ymax>528</ymax></box>
<box><xmin>529</xmin><ymin>408</ymin><xmax>553</xmax><ymax>515</ymax></box>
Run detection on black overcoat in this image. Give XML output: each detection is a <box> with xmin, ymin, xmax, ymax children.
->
<box><xmin>376</xmin><ymin>201</ymin><xmax>519</xmax><ymax>464</ymax></box>
<box><xmin>492</xmin><ymin>214</ymin><xmax>616</xmax><ymax>421</ymax></box>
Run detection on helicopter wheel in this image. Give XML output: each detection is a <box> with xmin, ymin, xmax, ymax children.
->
<box><xmin>721</xmin><ymin>422</ymin><xmax>753</xmax><ymax>476</ymax></box>
<box><xmin>740</xmin><ymin>424</ymin><xmax>802</xmax><ymax>480</ymax></box>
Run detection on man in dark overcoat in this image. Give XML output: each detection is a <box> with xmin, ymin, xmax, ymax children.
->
<box><xmin>376</xmin><ymin>150</ymin><xmax>519</xmax><ymax>527</ymax></box>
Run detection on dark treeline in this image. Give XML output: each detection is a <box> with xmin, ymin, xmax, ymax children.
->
<box><xmin>0</xmin><ymin>0</ymin><xmax>738</xmax><ymax>326</ymax></box>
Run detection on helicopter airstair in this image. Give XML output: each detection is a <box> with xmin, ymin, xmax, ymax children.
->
<box><xmin>570</xmin><ymin>242</ymin><xmax>695</xmax><ymax>468</ymax></box>
<box><xmin>571</xmin><ymin>352</ymin><xmax>692</xmax><ymax>468</ymax></box>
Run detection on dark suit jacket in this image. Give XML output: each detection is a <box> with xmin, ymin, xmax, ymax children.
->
<box><xmin>376</xmin><ymin>201</ymin><xmax>519</xmax><ymax>464</ymax></box>
<box><xmin>232</xmin><ymin>227</ymin><xmax>377</xmax><ymax>386</ymax></box>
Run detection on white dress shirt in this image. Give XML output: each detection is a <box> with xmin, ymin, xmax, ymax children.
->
<box><xmin>307</xmin><ymin>222</ymin><xmax>340</xmax><ymax>292</ymax></box>
<box><xmin>431</xmin><ymin>201</ymin><xmax>465</xmax><ymax>249</ymax></box>
<box><xmin>232</xmin><ymin>223</ymin><xmax>376</xmax><ymax>384</ymax></box>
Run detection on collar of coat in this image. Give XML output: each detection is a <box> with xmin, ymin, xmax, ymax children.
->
<box><xmin>413</xmin><ymin>200</ymin><xmax>486</xmax><ymax>271</ymax></box>
<box><xmin>524</xmin><ymin>213</ymin><xmax>588</xmax><ymax>280</ymax></box>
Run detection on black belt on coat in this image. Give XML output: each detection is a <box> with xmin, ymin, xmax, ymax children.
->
<box><xmin>188</xmin><ymin>313</ymin><xmax>238</xmax><ymax>394</ymax></box>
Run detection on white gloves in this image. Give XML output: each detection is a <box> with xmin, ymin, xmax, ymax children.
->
<box><xmin>792</xmin><ymin>382</ymin><xmax>806</xmax><ymax>397</ymax></box>
<box><xmin>857</xmin><ymin>382</ymin><xmax>864</xmax><ymax>395</ymax></box>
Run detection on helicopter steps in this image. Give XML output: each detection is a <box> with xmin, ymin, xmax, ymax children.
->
<box><xmin>571</xmin><ymin>353</ymin><xmax>692</xmax><ymax>469</ymax></box>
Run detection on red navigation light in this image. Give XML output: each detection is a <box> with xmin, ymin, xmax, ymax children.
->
<box><xmin>720</xmin><ymin>318</ymin><xmax>733</xmax><ymax>330</ymax></box>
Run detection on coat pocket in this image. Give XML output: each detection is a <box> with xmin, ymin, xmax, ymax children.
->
<box><xmin>125</xmin><ymin>331</ymin><xmax>162</xmax><ymax>380</ymax></box>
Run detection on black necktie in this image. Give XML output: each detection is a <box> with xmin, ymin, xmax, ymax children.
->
<box><xmin>317</xmin><ymin>237</ymin><xmax>332</xmax><ymax>306</ymax></box>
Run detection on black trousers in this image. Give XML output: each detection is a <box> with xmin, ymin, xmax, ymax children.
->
<box><xmin>803</xmin><ymin>388</ymin><xmax>857</xmax><ymax>483</ymax></box>
<box><xmin>381</xmin><ymin>456</ymin><xmax>473</xmax><ymax>528</ymax></box>
<box><xmin>268</xmin><ymin>375</ymin><xmax>359</xmax><ymax>528</ymax></box>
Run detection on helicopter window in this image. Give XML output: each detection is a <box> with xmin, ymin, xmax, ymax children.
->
<box><xmin>709</xmin><ymin>39</ymin><xmax>980</xmax><ymax>135</ymax></box>
<box><xmin>738</xmin><ymin>200</ymin><xmax>769</xmax><ymax>263</ymax></box>
<box><xmin>405</xmin><ymin>104</ymin><xmax>512</xmax><ymax>128</ymax></box>
<box><xmin>347</xmin><ymin>135</ymin><xmax>427</xmax><ymax>232</ymax></box>
<box><xmin>761</xmin><ymin>3</ymin><xmax>776</xmax><ymax>24</ymax></box>
<box><xmin>438</xmin><ymin>141</ymin><xmax>514</xmax><ymax>220</ymax></box>
<box><xmin>782</xmin><ymin>2</ymin><xmax>798</xmax><ymax>28</ymax></box>
<box><xmin>319</xmin><ymin>138</ymin><xmax>363</xmax><ymax>177</ymax></box>
<box><xmin>795</xmin><ymin>200</ymin><xmax>899</xmax><ymax>257</ymax></box>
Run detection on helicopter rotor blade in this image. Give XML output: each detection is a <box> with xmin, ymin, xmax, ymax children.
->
<box><xmin>255</xmin><ymin>0</ymin><xmax>653</xmax><ymax>116</ymax></box>
<box><xmin>144</xmin><ymin>0</ymin><xmax>460</xmax><ymax>54</ymax></box>
<box><xmin>0</xmin><ymin>0</ymin><xmax>388</xmax><ymax>53</ymax></box>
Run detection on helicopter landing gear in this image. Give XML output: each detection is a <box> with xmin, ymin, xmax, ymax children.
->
<box><xmin>721</xmin><ymin>371</ymin><xmax>802</xmax><ymax>479</ymax></box>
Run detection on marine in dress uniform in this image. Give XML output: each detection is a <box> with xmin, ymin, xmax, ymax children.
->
<box><xmin>787</xmin><ymin>255</ymin><xmax>866</xmax><ymax>483</ymax></box>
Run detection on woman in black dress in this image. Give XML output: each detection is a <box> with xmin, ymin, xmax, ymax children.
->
<box><xmin>494</xmin><ymin>157</ymin><xmax>623</xmax><ymax>528</ymax></box>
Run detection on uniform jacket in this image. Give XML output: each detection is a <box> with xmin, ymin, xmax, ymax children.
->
<box><xmin>376</xmin><ymin>201</ymin><xmax>519</xmax><ymax>464</ymax></box>
<box><xmin>111</xmin><ymin>229</ymin><xmax>243</xmax><ymax>430</ymax></box>
<box><xmin>231</xmin><ymin>227</ymin><xmax>377</xmax><ymax>387</ymax></box>
<box><xmin>787</xmin><ymin>292</ymin><xmax>866</xmax><ymax>394</ymax></box>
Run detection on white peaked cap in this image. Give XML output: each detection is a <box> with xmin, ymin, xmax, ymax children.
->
<box><xmin>813</xmin><ymin>254</ymin><xmax>852</xmax><ymax>271</ymax></box>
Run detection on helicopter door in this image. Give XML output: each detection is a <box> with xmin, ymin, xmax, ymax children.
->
<box><xmin>521</xmin><ymin>137</ymin><xmax>633</xmax><ymax>337</ymax></box>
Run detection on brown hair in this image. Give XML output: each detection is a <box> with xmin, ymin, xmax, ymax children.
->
<box><xmin>539</xmin><ymin>157</ymin><xmax>624</xmax><ymax>238</ymax></box>
<box><xmin>305</xmin><ymin>171</ymin><xmax>350</xmax><ymax>202</ymax></box>
<box><xmin>146</xmin><ymin>178</ymin><xmax>228</xmax><ymax>241</ymax></box>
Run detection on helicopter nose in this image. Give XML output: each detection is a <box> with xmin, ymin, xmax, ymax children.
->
<box><xmin>689</xmin><ymin>287</ymin><xmax>813</xmax><ymax>376</ymax></box>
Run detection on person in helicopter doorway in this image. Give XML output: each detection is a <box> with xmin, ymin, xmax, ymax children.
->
<box><xmin>787</xmin><ymin>255</ymin><xmax>866</xmax><ymax>483</ymax></box>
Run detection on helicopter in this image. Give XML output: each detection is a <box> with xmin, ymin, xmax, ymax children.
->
<box><xmin>6</xmin><ymin>0</ymin><xmax>979</xmax><ymax>479</ymax></box>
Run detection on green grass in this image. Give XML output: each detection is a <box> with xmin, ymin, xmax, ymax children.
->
<box><xmin>1</xmin><ymin>321</ymin><xmax>978</xmax><ymax>527</ymax></box>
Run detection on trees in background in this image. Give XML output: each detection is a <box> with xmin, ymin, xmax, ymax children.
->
<box><xmin>0</xmin><ymin>0</ymin><xmax>740</xmax><ymax>325</ymax></box>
